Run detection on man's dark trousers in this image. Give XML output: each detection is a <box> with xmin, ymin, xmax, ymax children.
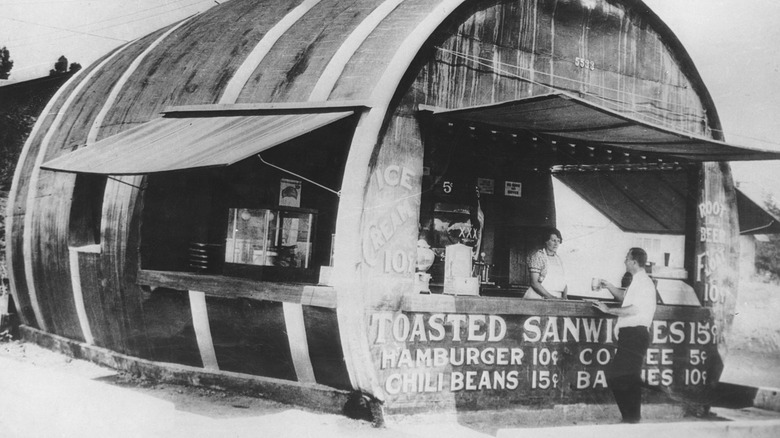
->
<box><xmin>607</xmin><ymin>326</ymin><xmax>650</xmax><ymax>423</ymax></box>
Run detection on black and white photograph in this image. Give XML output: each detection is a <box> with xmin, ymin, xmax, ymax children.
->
<box><xmin>1</xmin><ymin>1</ymin><xmax>779</xmax><ymax>436</ymax></box>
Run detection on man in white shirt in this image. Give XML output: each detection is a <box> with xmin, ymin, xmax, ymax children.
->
<box><xmin>593</xmin><ymin>247</ymin><xmax>657</xmax><ymax>423</ymax></box>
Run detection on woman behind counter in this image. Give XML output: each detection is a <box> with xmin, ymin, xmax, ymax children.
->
<box><xmin>525</xmin><ymin>227</ymin><xmax>568</xmax><ymax>299</ymax></box>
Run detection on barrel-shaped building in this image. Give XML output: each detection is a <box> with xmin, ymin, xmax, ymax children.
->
<box><xmin>7</xmin><ymin>0</ymin><xmax>780</xmax><ymax>417</ymax></box>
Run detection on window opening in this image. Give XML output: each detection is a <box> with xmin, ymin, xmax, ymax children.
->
<box><xmin>69</xmin><ymin>173</ymin><xmax>107</xmax><ymax>247</ymax></box>
<box><xmin>138</xmin><ymin>117</ymin><xmax>353</xmax><ymax>286</ymax></box>
<box><xmin>419</xmin><ymin>117</ymin><xmax>698</xmax><ymax>305</ymax></box>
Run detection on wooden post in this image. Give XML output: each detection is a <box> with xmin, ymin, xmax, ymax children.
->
<box><xmin>692</xmin><ymin>162</ymin><xmax>740</xmax><ymax>400</ymax></box>
<box><xmin>0</xmin><ymin>263</ymin><xmax>9</xmax><ymax>333</ymax></box>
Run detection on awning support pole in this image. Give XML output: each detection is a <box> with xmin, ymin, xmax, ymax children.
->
<box><xmin>257</xmin><ymin>154</ymin><xmax>341</xmax><ymax>197</ymax></box>
<box><xmin>107</xmin><ymin>176</ymin><xmax>145</xmax><ymax>190</ymax></box>
<box><xmin>741</xmin><ymin>220</ymin><xmax>776</xmax><ymax>234</ymax></box>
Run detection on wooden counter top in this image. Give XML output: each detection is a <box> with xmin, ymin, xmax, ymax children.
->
<box><xmin>401</xmin><ymin>293</ymin><xmax>712</xmax><ymax>321</ymax></box>
<box><xmin>137</xmin><ymin>269</ymin><xmax>337</xmax><ymax>308</ymax></box>
<box><xmin>138</xmin><ymin>270</ymin><xmax>711</xmax><ymax>320</ymax></box>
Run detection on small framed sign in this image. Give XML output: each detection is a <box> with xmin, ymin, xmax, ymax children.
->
<box><xmin>477</xmin><ymin>178</ymin><xmax>494</xmax><ymax>195</ymax></box>
<box><xmin>505</xmin><ymin>181</ymin><xmax>522</xmax><ymax>198</ymax></box>
<box><xmin>280</xmin><ymin>178</ymin><xmax>302</xmax><ymax>207</ymax></box>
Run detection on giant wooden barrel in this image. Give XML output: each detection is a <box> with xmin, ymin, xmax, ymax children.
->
<box><xmin>7</xmin><ymin>0</ymin><xmax>775</xmax><ymax>416</ymax></box>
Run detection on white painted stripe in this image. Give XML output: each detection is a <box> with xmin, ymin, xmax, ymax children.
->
<box><xmin>4</xmin><ymin>59</ymin><xmax>87</xmax><ymax>329</ymax></box>
<box><xmin>306</xmin><ymin>0</ymin><xmax>407</xmax><ymax>394</ymax></box>
<box><xmin>189</xmin><ymin>290</ymin><xmax>219</xmax><ymax>371</ymax></box>
<box><xmin>20</xmin><ymin>41</ymin><xmax>135</xmax><ymax>333</ymax></box>
<box><xmin>61</xmin><ymin>17</ymin><xmax>194</xmax><ymax>348</ymax></box>
<box><xmin>282</xmin><ymin>302</ymin><xmax>316</xmax><ymax>383</ymax></box>
<box><xmin>68</xmin><ymin>248</ymin><xmax>95</xmax><ymax>345</ymax></box>
<box><xmin>219</xmin><ymin>0</ymin><xmax>323</xmax><ymax>104</ymax></box>
<box><xmin>308</xmin><ymin>0</ymin><xmax>405</xmax><ymax>101</ymax></box>
<box><xmin>369</xmin><ymin>0</ymin><xmax>467</xmax><ymax>104</ymax></box>
<box><xmin>332</xmin><ymin>0</ymin><xmax>468</xmax><ymax>399</ymax></box>
<box><xmin>86</xmin><ymin>16</ymin><xmax>196</xmax><ymax>146</ymax></box>
<box><xmin>69</xmin><ymin>244</ymin><xmax>101</xmax><ymax>254</ymax></box>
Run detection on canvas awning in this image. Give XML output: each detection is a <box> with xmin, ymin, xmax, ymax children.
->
<box><xmin>420</xmin><ymin>93</ymin><xmax>780</xmax><ymax>162</ymax></box>
<box><xmin>556</xmin><ymin>172</ymin><xmax>780</xmax><ymax>235</ymax></box>
<box><xmin>41</xmin><ymin>104</ymin><xmax>360</xmax><ymax>175</ymax></box>
<box><xmin>737</xmin><ymin>190</ymin><xmax>780</xmax><ymax>234</ymax></box>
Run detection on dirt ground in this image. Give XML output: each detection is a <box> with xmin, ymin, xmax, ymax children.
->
<box><xmin>720</xmin><ymin>278</ymin><xmax>780</xmax><ymax>388</ymax></box>
<box><xmin>0</xmin><ymin>340</ymin><xmax>411</xmax><ymax>438</ymax></box>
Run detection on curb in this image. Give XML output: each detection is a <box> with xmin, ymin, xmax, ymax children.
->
<box><xmin>714</xmin><ymin>381</ymin><xmax>780</xmax><ymax>412</ymax></box>
<box><xmin>754</xmin><ymin>387</ymin><xmax>780</xmax><ymax>412</ymax></box>
<box><xmin>497</xmin><ymin>419</ymin><xmax>780</xmax><ymax>438</ymax></box>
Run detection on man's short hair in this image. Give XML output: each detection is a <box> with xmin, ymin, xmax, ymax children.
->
<box><xmin>628</xmin><ymin>247</ymin><xmax>648</xmax><ymax>267</ymax></box>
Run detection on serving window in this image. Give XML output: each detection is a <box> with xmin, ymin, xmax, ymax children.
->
<box><xmin>69</xmin><ymin>173</ymin><xmax>107</xmax><ymax>247</ymax></box>
<box><xmin>139</xmin><ymin>117</ymin><xmax>353</xmax><ymax>285</ymax></box>
<box><xmin>411</xmin><ymin>92</ymin><xmax>780</xmax><ymax>305</ymax></box>
<box><xmin>418</xmin><ymin>115</ymin><xmax>700</xmax><ymax>305</ymax></box>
